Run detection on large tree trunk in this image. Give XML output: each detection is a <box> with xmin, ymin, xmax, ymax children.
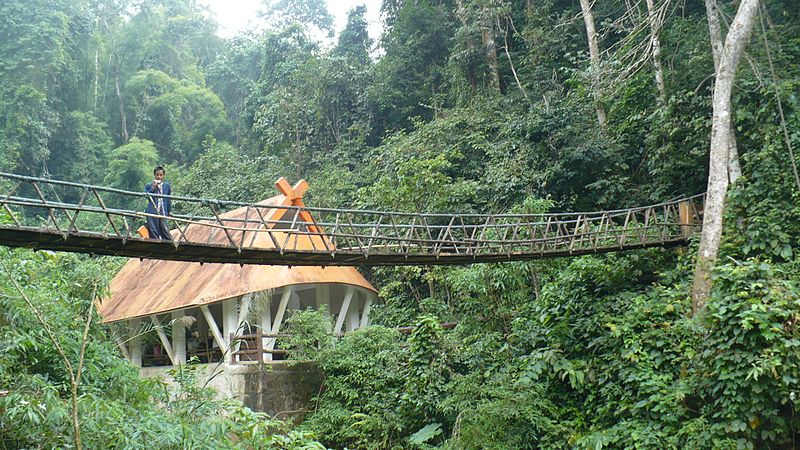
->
<box><xmin>455</xmin><ymin>0</ymin><xmax>479</xmax><ymax>92</ymax></box>
<box><xmin>578</xmin><ymin>0</ymin><xmax>607</xmax><ymax>129</ymax></box>
<box><xmin>692</xmin><ymin>0</ymin><xmax>760</xmax><ymax>315</ymax></box>
<box><xmin>481</xmin><ymin>8</ymin><xmax>500</xmax><ymax>93</ymax></box>
<box><xmin>114</xmin><ymin>58</ymin><xmax>129</xmax><ymax>144</ymax></box>
<box><xmin>94</xmin><ymin>17</ymin><xmax>99</xmax><ymax>111</ymax></box>
<box><xmin>499</xmin><ymin>16</ymin><xmax>529</xmax><ymax>100</ymax></box>
<box><xmin>705</xmin><ymin>0</ymin><xmax>743</xmax><ymax>183</ymax></box>
<box><xmin>705</xmin><ymin>0</ymin><xmax>724</xmax><ymax>72</ymax></box>
<box><xmin>645</xmin><ymin>0</ymin><xmax>666</xmax><ymax>99</ymax></box>
<box><xmin>728</xmin><ymin>139</ymin><xmax>742</xmax><ymax>183</ymax></box>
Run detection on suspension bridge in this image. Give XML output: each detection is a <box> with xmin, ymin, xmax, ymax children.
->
<box><xmin>0</xmin><ymin>173</ymin><xmax>703</xmax><ymax>266</ymax></box>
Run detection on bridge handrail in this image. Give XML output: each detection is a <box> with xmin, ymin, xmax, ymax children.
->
<box><xmin>2</xmin><ymin>194</ymin><xmax>700</xmax><ymax>229</ymax></box>
<box><xmin>0</xmin><ymin>171</ymin><xmax>705</xmax><ymax>266</ymax></box>
<box><xmin>0</xmin><ymin>172</ymin><xmax>704</xmax><ymax>219</ymax></box>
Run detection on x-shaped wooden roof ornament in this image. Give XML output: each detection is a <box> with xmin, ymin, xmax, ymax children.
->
<box><xmin>275</xmin><ymin>177</ymin><xmax>308</xmax><ymax>205</ymax></box>
<box><xmin>274</xmin><ymin>177</ymin><xmax>319</xmax><ymax>233</ymax></box>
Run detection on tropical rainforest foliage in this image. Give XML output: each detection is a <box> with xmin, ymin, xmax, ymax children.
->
<box><xmin>1</xmin><ymin>0</ymin><xmax>799</xmax><ymax>448</ymax></box>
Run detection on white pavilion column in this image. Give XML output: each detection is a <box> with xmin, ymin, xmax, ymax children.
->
<box><xmin>129</xmin><ymin>319</ymin><xmax>142</xmax><ymax>367</ymax></box>
<box><xmin>346</xmin><ymin>291</ymin><xmax>360</xmax><ymax>332</ymax></box>
<box><xmin>198</xmin><ymin>311</ymin><xmax>208</xmax><ymax>348</ymax></box>
<box><xmin>360</xmin><ymin>293</ymin><xmax>375</xmax><ymax>329</ymax></box>
<box><xmin>233</xmin><ymin>293</ymin><xmax>254</xmax><ymax>355</ymax></box>
<box><xmin>115</xmin><ymin>332</ymin><xmax>131</xmax><ymax>361</ymax></box>
<box><xmin>334</xmin><ymin>286</ymin><xmax>355</xmax><ymax>335</ymax></box>
<box><xmin>289</xmin><ymin>290</ymin><xmax>301</xmax><ymax>310</ymax></box>
<box><xmin>267</xmin><ymin>286</ymin><xmax>293</xmax><ymax>352</ymax></box>
<box><xmin>222</xmin><ymin>298</ymin><xmax>238</xmax><ymax>349</ymax></box>
<box><xmin>200</xmin><ymin>305</ymin><xmax>225</xmax><ymax>354</ymax></box>
<box><xmin>258</xmin><ymin>291</ymin><xmax>273</xmax><ymax>361</ymax></box>
<box><xmin>316</xmin><ymin>284</ymin><xmax>331</xmax><ymax>318</ymax></box>
<box><xmin>150</xmin><ymin>314</ymin><xmax>175</xmax><ymax>365</ymax></box>
<box><xmin>172</xmin><ymin>311</ymin><xmax>187</xmax><ymax>365</ymax></box>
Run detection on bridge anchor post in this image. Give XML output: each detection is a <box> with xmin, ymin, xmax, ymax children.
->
<box><xmin>678</xmin><ymin>200</ymin><xmax>694</xmax><ymax>239</ymax></box>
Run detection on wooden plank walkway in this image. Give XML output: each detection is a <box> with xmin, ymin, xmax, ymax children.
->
<box><xmin>0</xmin><ymin>172</ymin><xmax>703</xmax><ymax>266</ymax></box>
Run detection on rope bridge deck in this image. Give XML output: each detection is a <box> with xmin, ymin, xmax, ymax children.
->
<box><xmin>0</xmin><ymin>173</ymin><xmax>703</xmax><ymax>266</ymax></box>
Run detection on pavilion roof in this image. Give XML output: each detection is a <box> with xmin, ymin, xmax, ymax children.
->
<box><xmin>98</xmin><ymin>180</ymin><xmax>376</xmax><ymax>323</ymax></box>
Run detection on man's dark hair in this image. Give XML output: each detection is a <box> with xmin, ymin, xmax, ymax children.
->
<box><xmin>153</xmin><ymin>166</ymin><xmax>165</xmax><ymax>175</ymax></box>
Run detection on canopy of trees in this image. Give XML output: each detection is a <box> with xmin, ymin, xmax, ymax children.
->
<box><xmin>1</xmin><ymin>0</ymin><xmax>799</xmax><ymax>448</ymax></box>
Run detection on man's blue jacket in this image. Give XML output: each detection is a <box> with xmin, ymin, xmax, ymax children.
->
<box><xmin>144</xmin><ymin>182</ymin><xmax>171</xmax><ymax>216</ymax></box>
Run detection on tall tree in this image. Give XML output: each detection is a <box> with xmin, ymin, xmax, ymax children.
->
<box><xmin>453</xmin><ymin>0</ymin><xmax>503</xmax><ymax>94</ymax></box>
<box><xmin>705</xmin><ymin>0</ymin><xmax>742</xmax><ymax>183</ymax></box>
<box><xmin>692</xmin><ymin>0</ymin><xmax>761</xmax><ymax>314</ymax></box>
<box><xmin>578</xmin><ymin>0</ymin><xmax>607</xmax><ymax>129</ymax></box>
<box><xmin>370</xmin><ymin>0</ymin><xmax>457</xmax><ymax>136</ymax></box>
<box><xmin>49</xmin><ymin>111</ymin><xmax>113</xmax><ymax>188</ymax></box>
<box><xmin>334</xmin><ymin>5</ymin><xmax>372</xmax><ymax>65</ymax></box>
<box><xmin>644</xmin><ymin>0</ymin><xmax>666</xmax><ymax>99</ymax></box>
<box><xmin>328</xmin><ymin>7</ymin><xmax>374</xmax><ymax>148</ymax></box>
<box><xmin>261</xmin><ymin>0</ymin><xmax>334</xmax><ymax>35</ymax></box>
<box><xmin>103</xmin><ymin>138</ymin><xmax>158</xmax><ymax>192</ymax></box>
<box><xmin>0</xmin><ymin>86</ymin><xmax>58</xmax><ymax>174</ymax></box>
<box><xmin>206</xmin><ymin>34</ymin><xmax>263</xmax><ymax>147</ymax></box>
<box><xmin>480</xmin><ymin>4</ymin><xmax>501</xmax><ymax>93</ymax></box>
<box><xmin>142</xmin><ymin>85</ymin><xmax>232</xmax><ymax>165</ymax></box>
<box><xmin>0</xmin><ymin>0</ymin><xmax>94</xmax><ymax>174</ymax></box>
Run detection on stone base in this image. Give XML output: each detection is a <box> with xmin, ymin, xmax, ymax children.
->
<box><xmin>139</xmin><ymin>361</ymin><xmax>324</xmax><ymax>421</ymax></box>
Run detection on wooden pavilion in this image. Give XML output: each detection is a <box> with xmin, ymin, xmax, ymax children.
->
<box><xmin>99</xmin><ymin>178</ymin><xmax>378</xmax><ymax>367</ymax></box>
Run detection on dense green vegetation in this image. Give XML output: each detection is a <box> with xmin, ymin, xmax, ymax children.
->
<box><xmin>0</xmin><ymin>250</ymin><xmax>326</xmax><ymax>448</ymax></box>
<box><xmin>1</xmin><ymin>0</ymin><xmax>799</xmax><ymax>448</ymax></box>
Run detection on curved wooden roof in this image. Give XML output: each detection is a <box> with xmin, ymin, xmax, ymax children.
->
<box><xmin>99</xmin><ymin>185</ymin><xmax>376</xmax><ymax>323</ymax></box>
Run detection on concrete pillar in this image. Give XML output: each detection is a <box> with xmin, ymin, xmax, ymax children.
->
<box><xmin>200</xmin><ymin>305</ymin><xmax>225</xmax><ymax>354</ymax></box>
<box><xmin>360</xmin><ymin>293</ymin><xmax>375</xmax><ymax>329</ymax></box>
<box><xmin>129</xmin><ymin>319</ymin><xmax>142</xmax><ymax>367</ymax></box>
<box><xmin>289</xmin><ymin>290</ymin><xmax>301</xmax><ymax>310</ymax></box>
<box><xmin>172</xmin><ymin>311</ymin><xmax>186</xmax><ymax>365</ymax></box>
<box><xmin>259</xmin><ymin>291</ymin><xmax>273</xmax><ymax>362</ymax></box>
<box><xmin>267</xmin><ymin>287</ymin><xmax>293</xmax><ymax>352</ymax></box>
<box><xmin>334</xmin><ymin>286</ymin><xmax>354</xmax><ymax>335</ymax></box>
<box><xmin>316</xmin><ymin>284</ymin><xmax>331</xmax><ymax>318</ymax></box>
<box><xmin>223</xmin><ymin>298</ymin><xmax>238</xmax><ymax>349</ymax></box>
<box><xmin>151</xmin><ymin>314</ymin><xmax>175</xmax><ymax>365</ymax></box>
<box><xmin>198</xmin><ymin>311</ymin><xmax>208</xmax><ymax>344</ymax></box>
<box><xmin>346</xmin><ymin>292</ymin><xmax>360</xmax><ymax>332</ymax></box>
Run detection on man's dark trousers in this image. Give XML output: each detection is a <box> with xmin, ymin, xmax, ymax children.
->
<box><xmin>147</xmin><ymin>216</ymin><xmax>172</xmax><ymax>240</ymax></box>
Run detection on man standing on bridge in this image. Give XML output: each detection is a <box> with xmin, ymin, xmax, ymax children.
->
<box><xmin>144</xmin><ymin>166</ymin><xmax>172</xmax><ymax>240</ymax></box>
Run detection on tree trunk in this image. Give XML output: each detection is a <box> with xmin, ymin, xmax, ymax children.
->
<box><xmin>70</xmin><ymin>380</ymin><xmax>82</xmax><ymax>450</ymax></box>
<box><xmin>704</xmin><ymin>0</ymin><xmax>724</xmax><ymax>73</ymax></box>
<box><xmin>114</xmin><ymin>58</ymin><xmax>129</xmax><ymax>144</ymax></box>
<box><xmin>0</xmin><ymin>260</ymin><xmax>94</xmax><ymax>450</ymax></box>
<box><xmin>481</xmin><ymin>8</ymin><xmax>500</xmax><ymax>93</ymax></box>
<box><xmin>692</xmin><ymin>0</ymin><xmax>760</xmax><ymax>315</ymax></box>
<box><xmin>705</xmin><ymin>0</ymin><xmax>742</xmax><ymax>183</ymax></box>
<box><xmin>499</xmin><ymin>16</ymin><xmax>529</xmax><ymax>101</ymax></box>
<box><xmin>578</xmin><ymin>0</ymin><xmax>607</xmax><ymax>129</ymax></box>
<box><xmin>728</xmin><ymin>143</ymin><xmax>742</xmax><ymax>183</ymax></box>
<box><xmin>94</xmin><ymin>18</ymin><xmax>99</xmax><ymax>111</ymax></box>
<box><xmin>645</xmin><ymin>0</ymin><xmax>666</xmax><ymax>99</ymax></box>
<box><xmin>455</xmin><ymin>0</ymin><xmax>478</xmax><ymax>92</ymax></box>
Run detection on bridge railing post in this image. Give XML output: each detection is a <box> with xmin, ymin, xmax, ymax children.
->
<box><xmin>256</xmin><ymin>327</ymin><xmax>263</xmax><ymax>364</ymax></box>
<box><xmin>229</xmin><ymin>332</ymin><xmax>236</xmax><ymax>364</ymax></box>
<box><xmin>678</xmin><ymin>200</ymin><xmax>694</xmax><ymax>239</ymax></box>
